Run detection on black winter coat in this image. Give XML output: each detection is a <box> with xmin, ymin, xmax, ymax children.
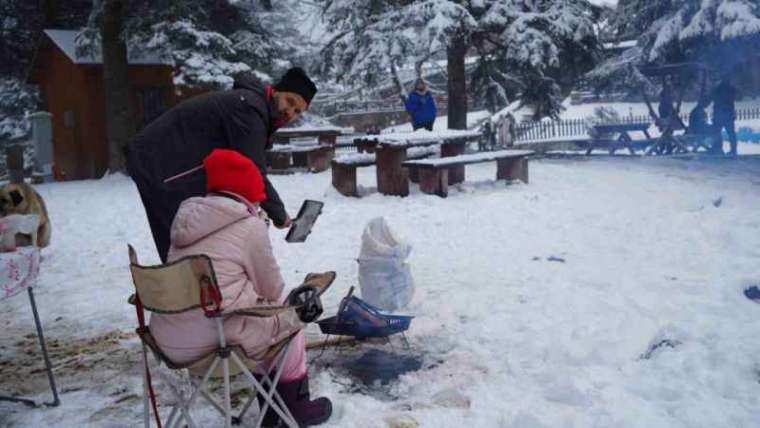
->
<box><xmin>126</xmin><ymin>77</ymin><xmax>286</xmax><ymax>262</ymax></box>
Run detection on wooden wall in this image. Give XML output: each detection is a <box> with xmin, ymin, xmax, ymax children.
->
<box><xmin>34</xmin><ymin>41</ymin><xmax>174</xmax><ymax>180</ymax></box>
<box><xmin>39</xmin><ymin>45</ymin><xmax>85</xmax><ymax>180</ymax></box>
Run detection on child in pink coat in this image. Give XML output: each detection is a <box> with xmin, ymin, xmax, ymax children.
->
<box><xmin>149</xmin><ymin>148</ymin><xmax>331</xmax><ymax>426</ymax></box>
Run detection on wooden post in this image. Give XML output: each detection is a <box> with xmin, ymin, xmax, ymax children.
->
<box><xmin>418</xmin><ymin>168</ymin><xmax>448</xmax><ymax>197</ymax></box>
<box><xmin>496</xmin><ymin>156</ymin><xmax>529</xmax><ymax>184</ymax></box>
<box><xmin>408</xmin><ymin>167</ymin><xmax>420</xmax><ymax>184</ymax></box>
<box><xmin>292</xmin><ymin>152</ymin><xmax>308</xmax><ymax>168</ymax></box>
<box><xmin>307</xmin><ymin>147</ymin><xmax>334</xmax><ymax>173</ymax></box>
<box><xmin>376</xmin><ymin>146</ymin><xmax>409</xmax><ymax>196</ymax></box>
<box><xmin>269</xmin><ymin>152</ymin><xmax>291</xmax><ymax>170</ymax></box>
<box><xmin>318</xmin><ymin>133</ymin><xmax>337</xmax><ymax>146</ymax></box>
<box><xmin>6</xmin><ymin>144</ymin><xmax>24</xmax><ymax>184</ymax></box>
<box><xmin>441</xmin><ymin>140</ymin><xmax>465</xmax><ymax>184</ymax></box>
<box><xmin>331</xmin><ymin>162</ymin><xmax>358</xmax><ymax>197</ymax></box>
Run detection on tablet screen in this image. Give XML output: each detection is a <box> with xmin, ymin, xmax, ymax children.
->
<box><xmin>285</xmin><ymin>200</ymin><xmax>324</xmax><ymax>243</ymax></box>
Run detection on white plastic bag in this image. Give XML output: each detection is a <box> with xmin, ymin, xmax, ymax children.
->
<box><xmin>0</xmin><ymin>214</ymin><xmax>39</xmax><ymax>251</ymax></box>
<box><xmin>357</xmin><ymin>217</ymin><xmax>414</xmax><ymax>311</ymax></box>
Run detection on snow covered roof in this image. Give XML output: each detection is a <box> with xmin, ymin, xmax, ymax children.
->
<box><xmin>602</xmin><ymin>40</ymin><xmax>637</xmax><ymax>51</ymax></box>
<box><xmin>376</xmin><ymin>128</ymin><xmax>482</xmax><ymax>145</ymax></box>
<box><xmin>589</xmin><ymin>0</ymin><xmax>618</xmax><ymax>7</ymax></box>
<box><xmin>43</xmin><ymin>29</ymin><xmax>173</xmax><ymax>66</ymax></box>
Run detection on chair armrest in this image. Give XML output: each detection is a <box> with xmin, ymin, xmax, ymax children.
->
<box><xmin>229</xmin><ymin>305</ymin><xmax>294</xmax><ymax>318</ymax></box>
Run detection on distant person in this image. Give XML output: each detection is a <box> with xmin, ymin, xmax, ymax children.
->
<box><xmin>497</xmin><ymin>113</ymin><xmax>516</xmax><ymax>148</ymax></box>
<box><xmin>687</xmin><ymin>98</ymin><xmax>710</xmax><ymax>134</ymax></box>
<box><xmin>480</xmin><ymin>120</ymin><xmax>494</xmax><ymax>151</ymax></box>
<box><xmin>688</xmin><ymin>98</ymin><xmax>721</xmax><ymax>154</ymax></box>
<box><xmin>126</xmin><ymin>67</ymin><xmax>318</xmax><ymax>262</ymax></box>
<box><xmin>658</xmin><ymin>84</ymin><xmax>676</xmax><ymax>126</ymax></box>
<box><xmin>711</xmin><ymin>77</ymin><xmax>739</xmax><ymax>156</ymax></box>
<box><xmin>405</xmin><ymin>79</ymin><xmax>437</xmax><ymax>131</ymax></box>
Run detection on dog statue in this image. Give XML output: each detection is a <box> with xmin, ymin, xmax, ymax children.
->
<box><xmin>0</xmin><ymin>182</ymin><xmax>51</xmax><ymax>248</ymax></box>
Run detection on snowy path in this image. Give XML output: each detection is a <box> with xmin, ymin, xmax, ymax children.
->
<box><xmin>2</xmin><ymin>156</ymin><xmax>760</xmax><ymax>427</ymax></box>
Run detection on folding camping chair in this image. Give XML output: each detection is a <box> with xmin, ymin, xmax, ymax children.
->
<box><xmin>127</xmin><ymin>244</ymin><xmax>334</xmax><ymax>428</ymax></box>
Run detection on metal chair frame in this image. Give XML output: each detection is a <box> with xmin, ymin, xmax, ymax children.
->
<box><xmin>128</xmin><ymin>245</ymin><xmax>299</xmax><ymax>428</ymax></box>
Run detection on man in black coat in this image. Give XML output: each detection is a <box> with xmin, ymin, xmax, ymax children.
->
<box><xmin>711</xmin><ymin>77</ymin><xmax>739</xmax><ymax>156</ymax></box>
<box><xmin>126</xmin><ymin>67</ymin><xmax>317</xmax><ymax>262</ymax></box>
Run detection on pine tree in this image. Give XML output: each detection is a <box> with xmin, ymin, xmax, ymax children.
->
<box><xmin>319</xmin><ymin>0</ymin><xmax>600</xmax><ymax>123</ymax></box>
<box><xmin>477</xmin><ymin>0</ymin><xmax>599</xmax><ymax>119</ymax></box>
<box><xmin>75</xmin><ymin>0</ymin><xmax>286</xmax><ymax>172</ymax></box>
<box><xmin>0</xmin><ymin>0</ymin><xmax>90</xmax><ymax>141</ymax></box>
<box><xmin>590</xmin><ymin>0</ymin><xmax>760</xmax><ymax>94</ymax></box>
<box><xmin>78</xmin><ymin>0</ymin><xmax>275</xmax><ymax>92</ymax></box>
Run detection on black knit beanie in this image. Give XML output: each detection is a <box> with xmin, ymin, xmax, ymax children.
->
<box><xmin>274</xmin><ymin>67</ymin><xmax>318</xmax><ymax>105</ymax></box>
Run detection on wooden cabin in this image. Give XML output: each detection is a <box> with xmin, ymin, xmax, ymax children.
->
<box><xmin>27</xmin><ymin>29</ymin><xmax>175</xmax><ymax>180</ymax></box>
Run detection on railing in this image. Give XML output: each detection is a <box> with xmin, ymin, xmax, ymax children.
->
<box><xmin>515</xmin><ymin>107</ymin><xmax>760</xmax><ymax>142</ymax></box>
<box><xmin>312</xmin><ymin>96</ymin><xmax>459</xmax><ymax>117</ymax></box>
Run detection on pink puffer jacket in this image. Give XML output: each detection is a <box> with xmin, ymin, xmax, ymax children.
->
<box><xmin>149</xmin><ymin>195</ymin><xmax>302</xmax><ymax>364</ymax></box>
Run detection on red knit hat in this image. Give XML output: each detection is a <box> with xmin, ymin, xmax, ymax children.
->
<box><xmin>204</xmin><ymin>149</ymin><xmax>267</xmax><ymax>203</ymax></box>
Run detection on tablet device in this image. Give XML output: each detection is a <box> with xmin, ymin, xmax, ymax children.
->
<box><xmin>285</xmin><ymin>200</ymin><xmax>324</xmax><ymax>243</ymax></box>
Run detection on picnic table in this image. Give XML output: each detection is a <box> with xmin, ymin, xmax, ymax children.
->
<box><xmin>0</xmin><ymin>215</ymin><xmax>59</xmax><ymax>407</ymax></box>
<box><xmin>273</xmin><ymin>126</ymin><xmax>346</xmax><ymax>146</ymax></box>
<box><xmin>582</xmin><ymin>122</ymin><xmax>652</xmax><ymax>155</ymax></box>
<box><xmin>267</xmin><ymin>143</ymin><xmax>335</xmax><ymax>173</ymax></box>
<box><xmin>352</xmin><ymin>129</ymin><xmax>482</xmax><ymax>196</ymax></box>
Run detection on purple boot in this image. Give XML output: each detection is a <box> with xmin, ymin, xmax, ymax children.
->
<box><xmin>257</xmin><ymin>374</ymin><xmax>332</xmax><ymax>427</ymax></box>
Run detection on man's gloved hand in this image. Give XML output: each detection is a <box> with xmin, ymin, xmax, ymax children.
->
<box><xmin>287</xmin><ymin>285</ymin><xmax>323</xmax><ymax>323</ymax></box>
<box><xmin>274</xmin><ymin>216</ymin><xmax>293</xmax><ymax>229</ymax></box>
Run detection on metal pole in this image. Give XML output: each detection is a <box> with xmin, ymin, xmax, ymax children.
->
<box><xmin>216</xmin><ymin>318</ymin><xmax>232</xmax><ymax>428</ymax></box>
<box><xmin>27</xmin><ymin>287</ymin><xmax>60</xmax><ymax>407</ymax></box>
<box><xmin>142</xmin><ymin>344</ymin><xmax>151</xmax><ymax>427</ymax></box>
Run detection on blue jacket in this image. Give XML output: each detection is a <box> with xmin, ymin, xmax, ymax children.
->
<box><xmin>405</xmin><ymin>91</ymin><xmax>437</xmax><ymax>126</ymax></box>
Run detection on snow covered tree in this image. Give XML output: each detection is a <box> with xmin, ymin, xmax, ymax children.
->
<box><xmin>320</xmin><ymin>0</ymin><xmax>600</xmax><ymax>124</ymax></box>
<box><xmin>253</xmin><ymin>0</ymin><xmax>326</xmax><ymax>78</ymax></box>
<box><xmin>75</xmin><ymin>0</ymin><xmax>286</xmax><ymax>172</ymax></box>
<box><xmin>320</xmin><ymin>0</ymin><xmax>478</xmax><ymax>127</ymax></box>
<box><xmin>0</xmin><ymin>2</ymin><xmax>40</xmax><ymax>142</ymax></box>
<box><xmin>477</xmin><ymin>0</ymin><xmax>600</xmax><ymax>119</ymax></box>
<box><xmin>0</xmin><ymin>0</ymin><xmax>90</xmax><ymax>142</ymax></box>
<box><xmin>78</xmin><ymin>0</ymin><xmax>275</xmax><ymax>91</ymax></box>
<box><xmin>0</xmin><ymin>79</ymin><xmax>38</xmax><ymax>141</ymax></box>
<box><xmin>590</xmin><ymin>0</ymin><xmax>760</xmax><ymax>97</ymax></box>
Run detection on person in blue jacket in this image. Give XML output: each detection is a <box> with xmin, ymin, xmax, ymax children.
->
<box><xmin>405</xmin><ymin>79</ymin><xmax>437</xmax><ymax>131</ymax></box>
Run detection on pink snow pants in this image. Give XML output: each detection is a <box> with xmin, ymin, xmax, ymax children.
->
<box><xmin>260</xmin><ymin>330</ymin><xmax>307</xmax><ymax>382</ymax></box>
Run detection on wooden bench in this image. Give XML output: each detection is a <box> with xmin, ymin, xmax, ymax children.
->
<box><xmin>267</xmin><ymin>144</ymin><xmax>335</xmax><ymax>173</ymax></box>
<box><xmin>401</xmin><ymin>149</ymin><xmax>534</xmax><ymax>197</ymax></box>
<box><xmin>331</xmin><ymin>146</ymin><xmax>438</xmax><ymax>197</ymax></box>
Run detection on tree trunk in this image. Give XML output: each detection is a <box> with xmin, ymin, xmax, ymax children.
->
<box><xmin>43</xmin><ymin>0</ymin><xmax>58</xmax><ymax>27</ymax></box>
<box><xmin>101</xmin><ymin>0</ymin><xmax>133</xmax><ymax>174</ymax></box>
<box><xmin>447</xmin><ymin>34</ymin><xmax>467</xmax><ymax>130</ymax></box>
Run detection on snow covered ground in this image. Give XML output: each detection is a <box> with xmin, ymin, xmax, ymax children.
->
<box><xmin>2</xmin><ymin>154</ymin><xmax>760</xmax><ymax>427</ymax></box>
